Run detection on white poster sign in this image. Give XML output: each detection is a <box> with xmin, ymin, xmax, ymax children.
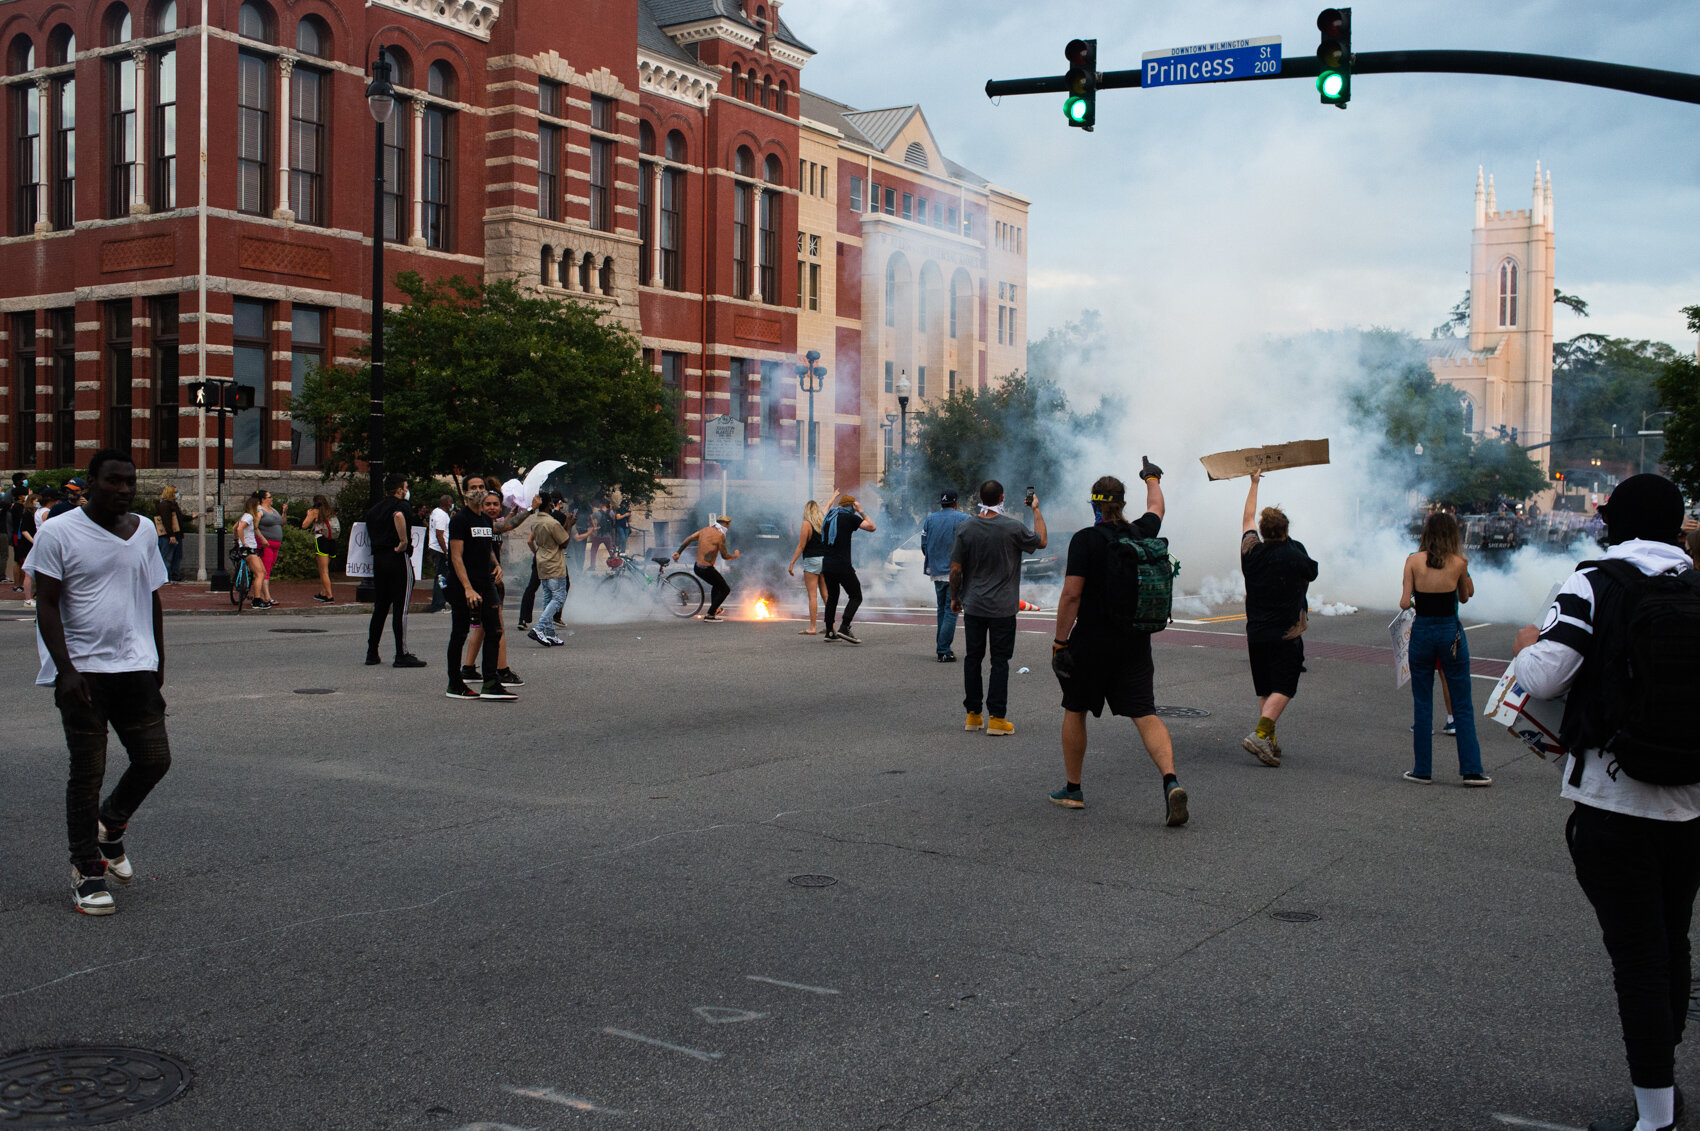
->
<box><xmin>1388</xmin><ymin>609</ymin><xmax>1414</xmax><ymax>688</ymax></box>
<box><xmin>344</xmin><ymin>523</ymin><xmax>425</xmax><ymax>581</ymax></box>
<box><xmin>704</xmin><ymin>414</ymin><xmax>744</xmax><ymax>463</ymax></box>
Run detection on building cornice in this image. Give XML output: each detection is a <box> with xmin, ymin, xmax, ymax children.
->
<box><xmin>663</xmin><ymin>18</ymin><xmax>761</xmax><ymax>52</ymax></box>
<box><xmin>638</xmin><ymin>48</ymin><xmax>717</xmax><ymax>109</ymax></box>
<box><xmin>368</xmin><ymin>0</ymin><xmax>500</xmax><ymax>43</ymax></box>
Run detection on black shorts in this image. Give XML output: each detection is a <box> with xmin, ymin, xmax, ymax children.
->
<box><xmin>1058</xmin><ymin>634</ymin><xmax>1156</xmax><ymax>719</ymax></box>
<box><xmin>1248</xmin><ymin>637</ymin><xmax>1306</xmax><ymax>698</ymax></box>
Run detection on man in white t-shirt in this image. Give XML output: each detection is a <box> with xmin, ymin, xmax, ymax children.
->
<box><xmin>28</xmin><ymin>449</ymin><xmax>172</xmax><ymax>917</ymax></box>
<box><xmin>427</xmin><ymin>494</ymin><xmax>452</xmax><ymax>613</ymax></box>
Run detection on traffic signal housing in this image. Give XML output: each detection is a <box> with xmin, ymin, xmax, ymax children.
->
<box><xmin>1316</xmin><ymin>7</ymin><xmax>1351</xmax><ymax>108</ymax></box>
<box><xmin>1063</xmin><ymin>38</ymin><xmax>1096</xmax><ymax>130</ymax></box>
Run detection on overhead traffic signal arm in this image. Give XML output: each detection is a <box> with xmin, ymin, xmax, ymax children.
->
<box><xmin>987</xmin><ymin>50</ymin><xmax>1700</xmax><ymax>106</ymax></box>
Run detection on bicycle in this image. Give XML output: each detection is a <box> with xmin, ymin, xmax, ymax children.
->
<box><xmin>228</xmin><ymin>545</ymin><xmax>253</xmax><ymax>611</ymax></box>
<box><xmin>596</xmin><ymin>551</ymin><xmax>705</xmax><ymax>618</ymax></box>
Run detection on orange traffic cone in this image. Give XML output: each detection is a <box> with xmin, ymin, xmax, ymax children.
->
<box><xmin>1019</xmin><ymin>599</ymin><xmax>1043</xmax><ymax>611</ymax></box>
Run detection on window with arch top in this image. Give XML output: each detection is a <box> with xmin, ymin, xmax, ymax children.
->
<box><xmin>1497</xmin><ymin>258</ymin><xmax>1519</xmax><ymax>327</ymax></box>
<box><xmin>237</xmin><ymin>0</ymin><xmax>271</xmax><ymax>42</ymax></box>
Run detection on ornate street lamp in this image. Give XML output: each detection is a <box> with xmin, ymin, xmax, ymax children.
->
<box><xmin>357</xmin><ymin>50</ymin><xmax>396</xmax><ymax>603</ymax></box>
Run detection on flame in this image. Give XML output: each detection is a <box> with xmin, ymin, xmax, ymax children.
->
<box><xmin>753</xmin><ymin>599</ymin><xmax>772</xmax><ymax>620</ymax></box>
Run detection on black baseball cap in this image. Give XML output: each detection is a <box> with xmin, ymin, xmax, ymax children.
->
<box><xmin>940</xmin><ymin>490</ymin><xmax>959</xmax><ymax>505</ymax></box>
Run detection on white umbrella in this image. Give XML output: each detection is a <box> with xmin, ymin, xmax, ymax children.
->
<box><xmin>507</xmin><ymin>460</ymin><xmax>567</xmax><ymax>509</ymax></box>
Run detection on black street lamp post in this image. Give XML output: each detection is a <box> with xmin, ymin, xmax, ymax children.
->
<box><xmin>794</xmin><ymin>349</ymin><xmax>826</xmax><ymax>494</ymax></box>
<box><xmin>358</xmin><ymin>50</ymin><xmax>396</xmax><ymax>604</ymax></box>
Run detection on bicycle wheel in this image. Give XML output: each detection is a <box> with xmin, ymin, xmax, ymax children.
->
<box><xmin>598</xmin><ymin>570</ymin><xmax>640</xmax><ymax>605</ymax></box>
<box><xmin>230</xmin><ymin>561</ymin><xmax>249</xmax><ymax>610</ymax></box>
<box><xmin>657</xmin><ymin>571</ymin><xmax>704</xmax><ymax>618</ymax></box>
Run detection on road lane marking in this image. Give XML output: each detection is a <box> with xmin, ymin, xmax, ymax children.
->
<box><xmin>694</xmin><ymin>1005</ymin><xmax>767</xmax><ymax>1024</ymax></box>
<box><xmin>1464</xmin><ymin>622</ymin><xmax>1493</xmax><ymax>630</ymax></box>
<box><xmin>601</xmin><ymin>1026</ymin><xmax>723</xmax><ymax>1062</ymax></box>
<box><xmin>505</xmin><ymin>1084</ymin><xmax>621</xmax><ymax>1114</ymax></box>
<box><xmin>1491</xmin><ymin>1115</ymin><xmax>1583</xmax><ymax>1130</ymax></box>
<box><xmin>746</xmin><ymin>974</ymin><xmax>842</xmax><ymax>995</ymax></box>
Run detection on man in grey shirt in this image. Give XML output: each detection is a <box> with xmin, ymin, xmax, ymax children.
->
<box><xmin>950</xmin><ymin>479</ymin><xmax>1046</xmax><ymax>735</ymax></box>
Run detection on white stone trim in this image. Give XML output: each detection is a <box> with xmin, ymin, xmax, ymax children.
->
<box><xmin>367</xmin><ymin>0</ymin><xmax>500</xmax><ymax>43</ymax></box>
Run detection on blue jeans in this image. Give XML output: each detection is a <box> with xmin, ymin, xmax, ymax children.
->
<box><xmin>933</xmin><ymin>578</ymin><xmax>957</xmax><ymax>655</ymax></box>
<box><xmin>157</xmin><ymin>535</ymin><xmax>182</xmax><ymax>581</ymax></box>
<box><xmin>538</xmin><ymin>576</ymin><xmax>569</xmax><ymax>639</ymax></box>
<box><xmin>1409</xmin><ymin>614</ymin><xmax>1483</xmax><ymax>777</ymax></box>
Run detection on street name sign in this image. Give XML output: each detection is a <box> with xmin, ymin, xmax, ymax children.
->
<box><xmin>1141</xmin><ymin>36</ymin><xmax>1281</xmax><ymax>89</ymax></box>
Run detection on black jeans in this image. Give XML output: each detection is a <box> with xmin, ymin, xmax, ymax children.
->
<box><xmin>822</xmin><ymin>566</ymin><xmax>862</xmax><ymax>631</ymax></box>
<box><xmin>695</xmin><ymin>563</ymin><xmax>731</xmax><ymax>615</ymax></box>
<box><xmin>58</xmin><ymin>671</ymin><xmax>172</xmax><ymax>868</ymax></box>
<box><xmin>1568</xmin><ymin>801</ymin><xmax>1700</xmax><ymax>1087</ymax></box>
<box><xmin>367</xmin><ymin>551</ymin><xmax>412</xmax><ymax>656</ymax></box>
<box><xmin>962</xmin><ymin>614</ymin><xmax>1018</xmax><ymax>718</ymax></box>
<box><xmin>447</xmin><ymin>582</ymin><xmax>502</xmax><ymax>683</ymax></box>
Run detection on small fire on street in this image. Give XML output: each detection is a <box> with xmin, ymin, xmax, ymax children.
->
<box><xmin>752</xmin><ymin>598</ymin><xmax>773</xmax><ymax>620</ymax></box>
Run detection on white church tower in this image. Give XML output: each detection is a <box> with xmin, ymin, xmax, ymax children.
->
<box><xmin>1429</xmin><ymin>164</ymin><xmax>1557</xmax><ymax>470</ymax></box>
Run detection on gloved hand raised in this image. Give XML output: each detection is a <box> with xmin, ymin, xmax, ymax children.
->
<box><xmin>1139</xmin><ymin>455</ymin><xmax>1163</xmax><ymax>482</ymax></box>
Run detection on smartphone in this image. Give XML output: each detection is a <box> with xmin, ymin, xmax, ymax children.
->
<box><xmin>1024</xmin><ymin>486</ymin><xmax>1036</xmax><ymax>506</ymax></box>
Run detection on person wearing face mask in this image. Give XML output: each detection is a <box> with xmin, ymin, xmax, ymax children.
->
<box><xmin>1047</xmin><ymin>460</ymin><xmax>1188</xmax><ymax>826</ymax></box>
<box><xmin>949</xmin><ymin>480</ymin><xmax>1045</xmax><ymax>735</ymax></box>
<box><xmin>364</xmin><ymin>475</ymin><xmax>426</xmax><ymax>668</ymax></box>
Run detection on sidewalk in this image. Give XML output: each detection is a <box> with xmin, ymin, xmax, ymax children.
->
<box><xmin>0</xmin><ymin>577</ymin><xmax>444</xmax><ymax>615</ymax></box>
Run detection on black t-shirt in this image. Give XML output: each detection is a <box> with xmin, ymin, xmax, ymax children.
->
<box><xmin>820</xmin><ymin>506</ymin><xmax>862</xmax><ymax>569</ymax></box>
<box><xmin>1065</xmin><ymin>514</ymin><xmax>1162</xmax><ymax>652</ymax></box>
<box><xmin>366</xmin><ymin>497</ymin><xmax>410</xmax><ymax>551</ymax></box>
<box><xmin>48</xmin><ymin>499</ymin><xmax>78</xmax><ymax>519</ymax></box>
<box><xmin>447</xmin><ymin>506</ymin><xmax>496</xmax><ymax>589</ymax></box>
<box><xmin>1241</xmin><ymin>533</ymin><xmax>1319</xmax><ymax>643</ymax></box>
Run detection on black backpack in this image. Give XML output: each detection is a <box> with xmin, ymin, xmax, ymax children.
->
<box><xmin>1563</xmin><ymin>558</ymin><xmax>1700</xmax><ymax>787</ymax></box>
<box><xmin>1099</xmin><ymin>526</ymin><xmax>1178</xmax><ymax>635</ymax></box>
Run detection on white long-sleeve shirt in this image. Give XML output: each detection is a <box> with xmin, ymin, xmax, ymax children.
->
<box><xmin>1518</xmin><ymin>539</ymin><xmax>1700</xmax><ymax>820</ymax></box>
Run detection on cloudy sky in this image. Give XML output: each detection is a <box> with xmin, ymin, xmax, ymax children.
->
<box><xmin>784</xmin><ymin>1</ymin><xmax>1700</xmax><ymax>353</ymax></box>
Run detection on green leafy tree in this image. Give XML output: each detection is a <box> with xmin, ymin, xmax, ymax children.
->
<box><xmin>290</xmin><ymin>273</ymin><xmax>682</xmax><ymax>503</ymax></box>
<box><xmin>1655</xmin><ymin>305</ymin><xmax>1700</xmax><ymax>498</ymax></box>
<box><xmin>1553</xmin><ymin>333</ymin><xmax>1676</xmax><ymax>465</ymax></box>
<box><xmin>1349</xmin><ymin>331</ymin><xmax>1547</xmax><ymax>509</ymax></box>
<box><xmin>1434</xmin><ymin>288</ymin><xmax>1588</xmax><ymax>337</ymax></box>
<box><xmin>893</xmin><ymin>371</ymin><xmax>1111</xmax><ymax>522</ymax></box>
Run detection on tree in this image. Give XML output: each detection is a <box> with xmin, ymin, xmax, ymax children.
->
<box><xmin>291</xmin><ymin>273</ymin><xmax>682</xmax><ymax>503</ymax></box>
<box><xmin>1434</xmin><ymin>287</ymin><xmax>1588</xmax><ymax>337</ymax></box>
<box><xmin>1553</xmin><ymin>333</ymin><xmax>1676</xmax><ymax>464</ymax></box>
<box><xmin>894</xmin><ymin>371</ymin><xmax>1111</xmax><ymax>521</ymax></box>
<box><xmin>1655</xmin><ymin>305</ymin><xmax>1700</xmax><ymax>499</ymax></box>
<box><xmin>1349</xmin><ymin>330</ymin><xmax>1547</xmax><ymax>509</ymax></box>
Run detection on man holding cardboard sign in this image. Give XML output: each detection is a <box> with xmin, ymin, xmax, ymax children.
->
<box><xmin>1237</xmin><ymin>470</ymin><xmax>1317</xmax><ymax>767</ymax></box>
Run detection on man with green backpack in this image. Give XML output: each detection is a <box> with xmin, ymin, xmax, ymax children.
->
<box><xmin>1048</xmin><ymin>459</ymin><xmax>1188</xmax><ymax>826</ymax></box>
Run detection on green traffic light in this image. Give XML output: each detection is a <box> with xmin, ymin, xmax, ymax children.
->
<box><xmin>1065</xmin><ymin>96</ymin><xmax>1088</xmax><ymax>122</ymax></box>
<box><xmin>1317</xmin><ymin>70</ymin><xmax>1345</xmax><ymax>99</ymax></box>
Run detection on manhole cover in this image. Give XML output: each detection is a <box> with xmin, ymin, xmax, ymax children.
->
<box><xmin>292</xmin><ymin>688</ymin><xmax>338</xmax><ymax>695</ymax></box>
<box><xmin>269</xmin><ymin>628</ymin><xmax>326</xmax><ymax>634</ymax></box>
<box><xmin>788</xmin><ymin>874</ymin><xmax>837</xmax><ymax>888</ymax></box>
<box><xmin>0</xmin><ymin>1046</ymin><xmax>191</xmax><ymax>1125</ymax></box>
<box><xmin>1271</xmin><ymin>911</ymin><xmax>1319</xmax><ymax>923</ymax></box>
<box><xmin>1153</xmin><ymin>705</ymin><xmax>1211</xmax><ymax>719</ymax></box>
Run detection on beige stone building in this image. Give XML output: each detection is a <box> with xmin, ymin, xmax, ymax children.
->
<box><xmin>1428</xmin><ymin>164</ymin><xmax>1556</xmax><ymax>469</ymax></box>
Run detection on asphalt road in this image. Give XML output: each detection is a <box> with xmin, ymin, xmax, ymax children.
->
<box><xmin>0</xmin><ymin>598</ymin><xmax>1665</xmax><ymax>1130</ymax></box>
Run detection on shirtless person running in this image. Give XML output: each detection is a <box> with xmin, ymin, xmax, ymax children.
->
<box><xmin>674</xmin><ymin>515</ymin><xmax>740</xmax><ymax>621</ymax></box>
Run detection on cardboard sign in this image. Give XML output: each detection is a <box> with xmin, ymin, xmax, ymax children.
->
<box><xmin>1483</xmin><ymin>655</ymin><xmax>1567</xmax><ymax>759</ymax></box>
<box><xmin>1199</xmin><ymin>438</ymin><xmax>1331</xmax><ymax>481</ymax></box>
<box><xmin>1388</xmin><ymin>609</ymin><xmax>1414</xmax><ymax>688</ymax></box>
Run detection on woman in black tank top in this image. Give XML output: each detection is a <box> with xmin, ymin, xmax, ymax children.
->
<box><xmin>1398</xmin><ymin>513</ymin><xmax>1488</xmax><ymax>785</ymax></box>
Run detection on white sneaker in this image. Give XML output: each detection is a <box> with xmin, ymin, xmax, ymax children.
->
<box><xmin>98</xmin><ymin>820</ymin><xmax>133</xmax><ymax>885</ymax></box>
<box><xmin>24</xmin><ymin>598</ymin><xmax>35</xmax><ymax>608</ymax></box>
<box><xmin>72</xmin><ymin>865</ymin><xmax>115</xmax><ymax>915</ymax></box>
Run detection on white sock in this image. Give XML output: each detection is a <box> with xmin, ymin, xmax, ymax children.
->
<box><xmin>1633</xmin><ymin>1085</ymin><xmax>1674</xmax><ymax>1129</ymax></box>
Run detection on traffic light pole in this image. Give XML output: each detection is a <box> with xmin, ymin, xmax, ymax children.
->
<box><xmin>987</xmin><ymin>50</ymin><xmax>1700</xmax><ymax>106</ymax></box>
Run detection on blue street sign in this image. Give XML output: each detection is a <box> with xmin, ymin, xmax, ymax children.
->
<box><xmin>1141</xmin><ymin>36</ymin><xmax>1281</xmax><ymax>89</ymax></box>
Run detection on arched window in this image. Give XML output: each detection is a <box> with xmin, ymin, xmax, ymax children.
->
<box><xmin>290</xmin><ymin>26</ymin><xmax>329</xmax><ymax>224</ymax></box>
<box><xmin>763</xmin><ymin>75</ymin><xmax>775</xmax><ymax>110</ymax></box>
<box><xmin>423</xmin><ymin>64</ymin><xmax>455</xmax><ymax>248</ymax></box>
<box><xmin>733</xmin><ymin>147</ymin><xmax>753</xmax><ymax>298</ymax></box>
<box><xmin>237</xmin><ymin>1</ymin><xmax>270</xmax><ymax>42</ymax></box>
<box><xmin>236</xmin><ymin>45</ymin><xmax>269</xmax><ymax>212</ymax></box>
<box><xmin>638</xmin><ymin>123</ymin><xmax>656</xmax><ymax>285</ymax></box>
<box><xmin>151</xmin><ymin>1</ymin><xmax>175</xmax><ymax>34</ymax></box>
<box><xmin>747</xmin><ymin>67</ymin><xmax>757</xmax><ymax>102</ymax></box>
<box><xmin>1461</xmin><ymin>396</ymin><xmax>1475</xmax><ymax>435</ymax></box>
<box><xmin>106</xmin><ymin>5</ymin><xmax>134</xmax><ymax>45</ymax></box>
<box><xmin>9</xmin><ymin>35</ymin><xmax>35</xmax><ymax>74</ymax></box>
<box><xmin>1497</xmin><ymin>258</ymin><xmax>1519</xmax><ymax>327</ymax></box>
<box><xmin>109</xmin><ymin>29</ymin><xmax>138</xmax><ymax>214</ymax></box>
<box><xmin>759</xmin><ymin>156</ymin><xmax>780</xmax><ymax>301</ymax></box>
<box><xmin>885</xmin><ymin>259</ymin><xmax>897</xmax><ymax>328</ymax></box>
<box><xmin>540</xmin><ymin>245</ymin><xmax>555</xmax><ymax>287</ymax></box>
<box><xmin>579</xmin><ymin>252</ymin><xmax>593</xmax><ymax>291</ymax></box>
<box><xmin>777</xmin><ymin>80</ymin><xmax>788</xmax><ymax>114</ymax></box>
<box><xmin>295</xmin><ymin>16</ymin><xmax>326</xmax><ymax>56</ymax></box>
<box><xmin>48</xmin><ymin>26</ymin><xmax>76</xmax><ymax>65</ymax></box>
<box><xmin>661</xmin><ymin>131</ymin><xmax>686</xmax><ymax>289</ymax></box>
<box><xmin>147</xmin><ymin>20</ymin><xmax>174</xmax><ymax>211</ymax></box>
<box><xmin>600</xmin><ymin>257</ymin><xmax>614</xmax><ymax>296</ymax></box>
<box><xmin>638</xmin><ymin>121</ymin><xmax>655</xmax><ymax>154</ymax></box>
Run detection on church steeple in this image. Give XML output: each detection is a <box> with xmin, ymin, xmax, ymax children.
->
<box><xmin>1474</xmin><ymin>166</ymin><xmax>1485</xmax><ymax>227</ymax></box>
<box><xmin>1531</xmin><ymin>160</ymin><xmax>1544</xmax><ymax>225</ymax></box>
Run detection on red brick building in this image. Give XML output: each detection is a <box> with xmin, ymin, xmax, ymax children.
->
<box><xmin>0</xmin><ymin>0</ymin><xmax>1026</xmax><ymax>534</ymax></box>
